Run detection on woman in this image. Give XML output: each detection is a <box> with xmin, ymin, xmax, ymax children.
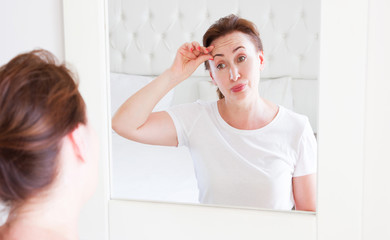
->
<box><xmin>112</xmin><ymin>14</ymin><xmax>316</xmax><ymax>211</ymax></box>
<box><xmin>0</xmin><ymin>50</ymin><xmax>98</xmax><ymax>239</ymax></box>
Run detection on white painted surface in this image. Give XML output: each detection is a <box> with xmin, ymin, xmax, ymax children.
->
<box><xmin>317</xmin><ymin>1</ymin><xmax>368</xmax><ymax>239</ymax></box>
<box><xmin>109</xmin><ymin>200</ymin><xmax>316</xmax><ymax>240</ymax></box>
<box><xmin>0</xmin><ymin>0</ymin><xmax>64</xmax><ymax>64</ymax></box>
<box><xmin>362</xmin><ymin>0</ymin><xmax>390</xmax><ymax>239</ymax></box>
<box><xmin>62</xmin><ymin>0</ymin><xmax>110</xmax><ymax>239</ymax></box>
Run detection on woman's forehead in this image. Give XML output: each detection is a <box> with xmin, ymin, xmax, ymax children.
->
<box><xmin>210</xmin><ymin>32</ymin><xmax>255</xmax><ymax>55</ymax></box>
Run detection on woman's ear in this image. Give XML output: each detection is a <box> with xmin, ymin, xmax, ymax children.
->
<box><xmin>259</xmin><ymin>50</ymin><xmax>265</xmax><ymax>71</ymax></box>
<box><xmin>209</xmin><ymin>71</ymin><xmax>217</xmax><ymax>85</ymax></box>
<box><xmin>67</xmin><ymin>124</ymin><xmax>88</xmax><ymax>163</ymax></box>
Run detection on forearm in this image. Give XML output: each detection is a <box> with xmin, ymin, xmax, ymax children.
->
<box><xmin>292</xmin><ymin>174</ymin><xmax>317</xmax><ymax>212</ymax></box>
<box><xmin>112</xmin><ymin>69</ymin><xmax>180</xmax><ymax>135</ymax></box>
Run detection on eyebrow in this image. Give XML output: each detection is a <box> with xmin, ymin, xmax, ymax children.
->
<box><xmin>212</xmin><ymin>46</ymin><xmax>245</xmax><ymax>58</ymax></box>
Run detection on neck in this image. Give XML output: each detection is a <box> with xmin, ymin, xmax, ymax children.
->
<box><xmin>0</xmin><ymin>188</ymin><xmax>81</xmax><ymax>240</ymax></box>
<box><xmin>218</xmin><ymin>95</ymin><xmax>278</xmax><ymax>130</ymax></box>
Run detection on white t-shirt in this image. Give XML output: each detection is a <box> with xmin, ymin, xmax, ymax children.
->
<box><xmin>167</xmin><ymin>100</ymin><xmax>317</xmax><ymax>210</ymax></box>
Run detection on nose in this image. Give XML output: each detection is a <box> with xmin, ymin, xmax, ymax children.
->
<box><xmin>229</xmin><ymin>66</ymin><xmax>240</xmax><ymax>81</ymax></box>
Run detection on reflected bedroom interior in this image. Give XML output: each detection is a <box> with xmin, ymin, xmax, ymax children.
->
<box><xmin>108</xmin><ymin>0</ymin><xmax>320</xmax><ymax>212</ymax></box>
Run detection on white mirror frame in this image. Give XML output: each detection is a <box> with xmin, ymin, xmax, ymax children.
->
<box><xmin>63</xmin><ymin>0</ymin><xmax>390</xmax><ymax>239</ymax></box>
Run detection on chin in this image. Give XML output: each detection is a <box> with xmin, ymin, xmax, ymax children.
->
<box><xmin>230</xmin><ymin>88</ymin><xmax>252</xmax><ymax>100</ymax></box>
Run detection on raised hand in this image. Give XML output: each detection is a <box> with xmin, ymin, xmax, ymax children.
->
<box><xmin>169</xmin><ymin>41</ymin><xmax>214</xmax><ymax>82</ymax></box>
<box><xmin>113</xmin><ymin>42</ymin><xmax>214</xmax><ymax>147</ymax></box>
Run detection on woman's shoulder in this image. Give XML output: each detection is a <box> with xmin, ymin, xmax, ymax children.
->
<box><xmin>277</xmin><ymin>106</ymin><xmax>311</xmax><ymax>133</ymax></box>
<box><xmin>167</xmin><ymin>100</ymin><xmax>216</xmax><ymax>114</ymax></box>
<box><xmin>279</xmin><ymin>106</ymin><xmax>309</xmax><ymax>123</ymax></box>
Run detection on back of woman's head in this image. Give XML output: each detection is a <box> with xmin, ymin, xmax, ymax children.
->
<box><xmin>0</xmin><ymin>50</ymin><xmax>86</xmax><ymax>208</ymax></box>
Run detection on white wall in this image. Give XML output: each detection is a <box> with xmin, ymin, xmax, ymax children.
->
<box><xmin>62</xmin><ymin>1</ymin><xmax>111</xmax><ymax>239</ymax></box>
<box><xmin>363</xmin><ymin>0</ymin><xmax>390</xmax><ymax>239</ymax></box>
<box><xmin>0</xmin><ymin>0</ymin><xmax>64</xmax><ymax>65</ymax></box>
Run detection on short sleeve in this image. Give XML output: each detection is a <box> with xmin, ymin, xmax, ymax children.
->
<box><xmin>293</xmin><ymin>119</ymin><xmax>317</xmax><ymax>177</ymax></box>
<box><xmin>166</xmin><ymin>102</ymin><xmax>203</xmax><ymax>147</ymax></box>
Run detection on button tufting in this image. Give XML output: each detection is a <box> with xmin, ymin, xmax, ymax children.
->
<box><xmin>205</xmin><ymin>11</ymin><xmax>210</xmax><ymax>19</ymax></box>
<box><xmin>109</xmin><ymin>0</ymin><xmax>320</xmax><ymax>78</ymax></box>
<box><xmin>177</xmin><ymin>11</ymin><xmax>183</xmax><ymax>20</ymax></box>
<box><xmin>172</xmin><ymin>10</ymin><xmax>179</xmax><ymax>21</ymax></box>
<box><xmin>268</xmin><ymin>11</ymin><xmax>274</xmax><ymax>20</ymax></box>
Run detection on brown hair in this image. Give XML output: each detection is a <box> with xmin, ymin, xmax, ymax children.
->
<box><xmin>203</xmin><ymin>14</ymin><xmax>264</xmax><ymax>99</ymax></box>
<box><xmin>0</xmin><ymin>50</ymin><xmax>86</xmax><ymax>209</ymax></box>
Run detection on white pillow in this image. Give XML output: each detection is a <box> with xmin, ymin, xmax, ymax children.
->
<box><xmin>110</xmin><ymin>72</ymin><xmax>174</xmax><ymax>116</ymax></box>
<box><xmin>197</xmin><ymin>80</ymin><xmax>219</xmax><ymax>101</ymax></box>
<box><xmin>259</xmin><ymin>77</ymin><xmax>294</xmax><ymax>110</ymax></box>
<box><xmin>197</xmin><ymin>76</ymin><xmax>294</xmax><ymax>110</ymax></box>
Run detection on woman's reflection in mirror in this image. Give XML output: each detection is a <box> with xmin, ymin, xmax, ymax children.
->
<box><xmin>112</xmin><ymin>14</ymin><xmax>316</xmax><ymax>212</ymax></box>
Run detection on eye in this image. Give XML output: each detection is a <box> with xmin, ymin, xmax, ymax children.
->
<box><xmin>238</xmin><ymin>55</ymin><xmax>246</xmax><ymax>62</ymax></box>
<box><xmin>217</xmin><ymin>63</ymin><xmax>226</xmax><ymax>70</ymax></box>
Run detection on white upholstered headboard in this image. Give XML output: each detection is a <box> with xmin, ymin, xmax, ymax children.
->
<box><xmin>109</xmin><ymin>0</ymin><xmax>319</xmax><ymax>78</ymax></box>
<box><xmin>108</xmin><ymin>0</ymin><xmax>320</xmax><ymax>132</ymax></box>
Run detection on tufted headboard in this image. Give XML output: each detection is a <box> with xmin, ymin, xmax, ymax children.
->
<box><xmin>108</xmin><ymin>0</ymin><xmax>320</xmax><ymax>78</ymax></box>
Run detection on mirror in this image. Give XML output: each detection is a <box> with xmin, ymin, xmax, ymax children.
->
<box><xmin>108</xmin><ymin>0</ymin><xmax>320</xmax><ymax>211</ymax></box>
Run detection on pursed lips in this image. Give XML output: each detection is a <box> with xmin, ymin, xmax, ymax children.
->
<box><xmin>231</xmin><ymin>83</ymin><xmax>247</xmax><ymax>92</ymax></box>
